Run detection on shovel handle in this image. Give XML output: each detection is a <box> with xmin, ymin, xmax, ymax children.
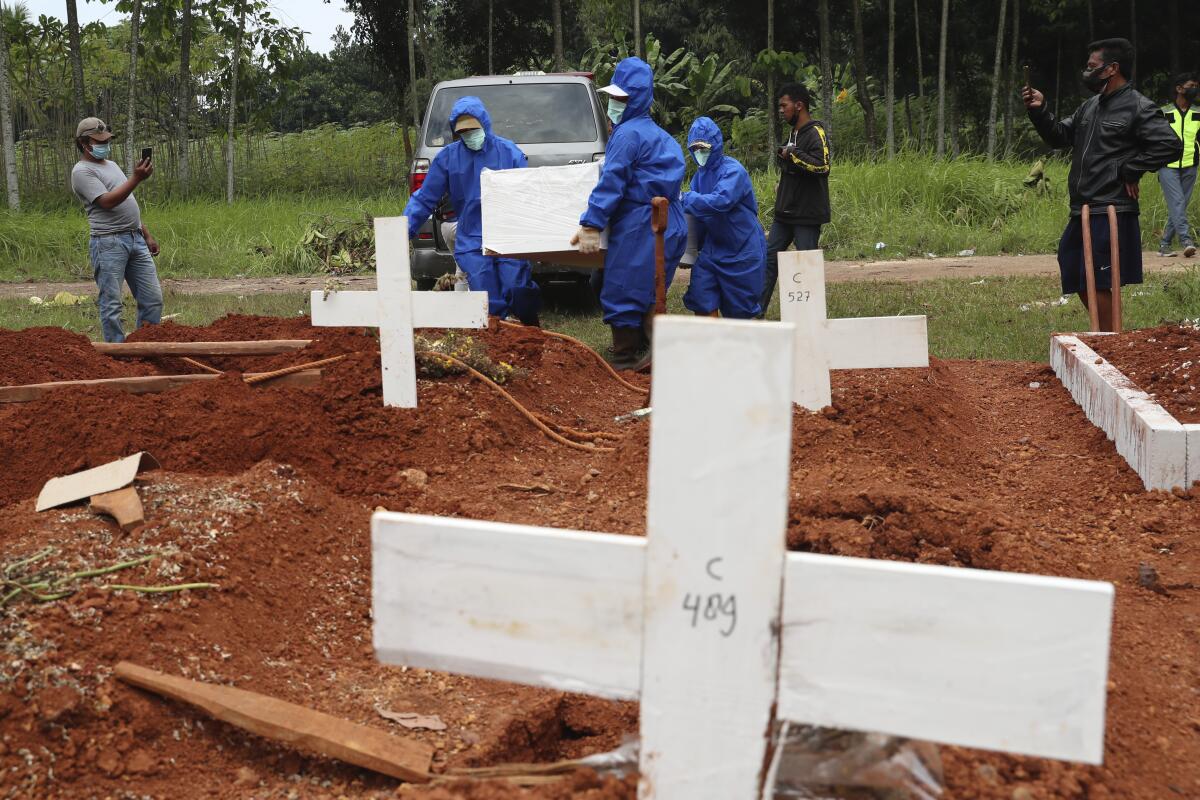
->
<box><xmin>1081</xmin><ymin>204</ymin><xmax>1101</xmax><ymax>332</ymax></box>
<box><xmin>651</xmin><ymin>197</ymin><xmax>668</xmax><ymax>316</ymax></box>
<box><xmin>1107</xmin><ymin>204</ymin><xmax>1122</xmax><ymax>333</ymax></box>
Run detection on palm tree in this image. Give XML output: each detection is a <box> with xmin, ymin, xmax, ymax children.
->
<box><xmin>178</xmin><ymin>0</ymin><xmax>192</xmax><ymax>194</ymax></box>
<box><xmin>552</xmin><ymin>0</ymin><xmax>563</xmax><ymax>71</ymax></box>
<box><xmin>986</xmin><ymin>0</ymin><xmax>1008</xmax><ymax>159</ymax></box>
<box><xmin>65</xmin><ymin>0</ymin><xmax>84</xmax><ymax>118</ymax></box>
<box><xmin>0</xmin><ymin>0</ymin><xmax>19</xmax><ymax>209</ymax></box>
<box><xmin>850</xmin><ymin>0</ymin><xmax>877</xmax><ymax>153</ymax></box>
<box><xmin>936</xmin><ymin>0</ymin><xmax>949</xmax><ymax>158</ymax></box>
<box><xmin>886</xmin><ymin>0</ymin><xmax>895</xmax><ymax>158</ymax></box>
<box><xmin>226</xmin><ymin>0</ymin><xmax>245</xmax><ymax>204</ymax></box>
<box><xmin>818</xmin><ymin>0</ymin><xmax>833</xmax><ymax>137</ymax></box>
<box><xmin>124</xmin><ymin>0</ymin><xmax>142</xmax><ymax>173</ymax></box>
<box><xmin>767</xmin><ymin>0</ymin><xmax>775</xmax><ymax>167</ymax></box>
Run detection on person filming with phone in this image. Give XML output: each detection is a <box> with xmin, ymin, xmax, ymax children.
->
<box><xmin>71</xmin><ymin>117</ymin><xmax>162</xmax><ymax>343</ymax></box>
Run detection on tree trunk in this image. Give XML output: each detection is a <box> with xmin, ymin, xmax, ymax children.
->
<box><xmin>949</xmin><ymin>82</ymin><xmax>960</xmax><ymax>157</ymax></box>
<box><xmin>0</xmin><ymin>2</ymin><xmax>19</xmax><ymax>210</ymax></box>
<box><xmin>552</xmin><ymin>0</ymin><xmax>563</xmax><ymax>71</ymax></box>
<box><xmin>767</xmin><ymin>0</ymin><xmax>775</xmax><ymax>170</ymax></box>
<box><xmin>885</xmin><ymin>0</ymin><xmax>895</xmax><ymax>158</ymax></box>
<box><xmin>487</xmin><ymin>0</ymin><xmax>493</xmax><ymax>74</ymax></box>
<box><xmin>178</xmin><ymin>0</ymin><xmax>192</xmax><ymax>195</ymax></box>
<box><xmin>1129</xmin><ymin>0</ymin><xmax>1137</xmax><ymax>85</ymax></box>
<box><xmin>1085</xmin><ymin>0</ymin><xmax>1093</xmax><ymax>42</ymax></box>
<box><xmin>124</xmin><ymin>0</ymin><xmax>142</xmax><ymax>174</ymax></box>
<box><xmin>633</xmin><ymin>0</ymin><xmax>641</xmax><ymax>59</ymax></box>
<box><xmin>914</xmin><ymin>0</ymin><xmax>926</xmax><ymax>149</ymax></box>
<box><xmin>226</xmin><ymin>1</ymin><xmax>245</xmax><ymax>205</ymax></box>
<box><xmin>850</xmin><ymin>0</ymin><xmax>877</xmax><ymax>153</ymax></box>
<box><xmin>818</xmin><ymin>0</ymin><xmax>834</xmax><ymax>138</ymax></box>
<box><xmin>65</xmin><ymin>0</ymin><xmax>86</xmax><ymax>120</ymax></box>
<box><xmin>1168</xmin><ymin>0</ymin><xmax>1180</xmax><ymax>75</ymax></box>
<box><xmin>986</xmin><ymin>0</ymin><xmax>1008</xmax><ymax>159</ymax></box>
<box><xmin>936</xmin><ymin>0</ymin><xmax>949</xmax><ymax>158</ymax></box>
<box><xmin>407</xmin><ymin>0</ymin><xmax>419</xmax><ymax>127</ymax></box>
<box><xmin>1003</xmin><ymin>0</ymin><xmax>1019</xmax><ymax>158</ymax></box>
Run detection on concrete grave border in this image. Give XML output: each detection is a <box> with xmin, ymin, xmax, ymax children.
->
<box><xmin>1050</xmin><ymin>333</ymin><xmax>1200</xmax><ymax>491</ymax></box>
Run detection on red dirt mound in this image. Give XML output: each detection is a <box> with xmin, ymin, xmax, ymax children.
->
<box><xmin>0</xmin><ymin>316</ymin><xmax>1197</xmax><ymax>800</ymax></box>
<box><xmin>0</xmin><ymin>327</ymin><xmax>155</xmax><ymax>385</ymax></box>
<box><xmin>1089</xmin><ymin>323</ymin><xmax>1200</xmax><ymax>423</ymax></box>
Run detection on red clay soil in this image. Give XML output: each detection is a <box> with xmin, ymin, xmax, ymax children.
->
<box><xmin>1088</xmin><ymin>323</ymin><xmax>1200</xmax><ymax>423</ymax></box>
<box><xmin>0</xmin><ymin>315</ymin><xmax>1198</xmax><ymax>799</ymax></box>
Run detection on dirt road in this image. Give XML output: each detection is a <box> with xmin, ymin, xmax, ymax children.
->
<box><xmin>1</xmin><ymin>250</ymin><xmax>1194</xmax><ymax>298</ymax></box>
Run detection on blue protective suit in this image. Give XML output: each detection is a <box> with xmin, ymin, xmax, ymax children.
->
<box><xmin>681</xmin><ymin>117</ymin><xmax>766</xmax><ymax>319</ymax></box>
<box><xmin>580</xmin><ymin>58</ymin><xmax>687</xmax><ymax>329</ymax></box>
<box><xmin>404</xmin><ymin>96</ymin><xmax>540</xmax><ymax>319</ymax></box>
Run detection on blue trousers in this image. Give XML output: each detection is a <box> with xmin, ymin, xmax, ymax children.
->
<box><xmin>454</xmin><ymin>249</ymin><xmax>538</xmax><ymax>318</ymax></box>
<box><xmin>89</xmin><ymin>231</ymin><xmax>163</xmax><ymax>343</ymax></box>
<box><xmin>1158</xmin><ymin>166</ymin><xmax>1197</xmax><ymax>249</ymax></box>
<box><xmin>761</xmin><ymin>221</ymin><xmax>821</xmax><ymax>313</ymax></box>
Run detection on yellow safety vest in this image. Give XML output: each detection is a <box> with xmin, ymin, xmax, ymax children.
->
<box><xmin>1162</xmin><ymin>103</ymin><xmax>1200</xmax><ymax>169</ymax></box>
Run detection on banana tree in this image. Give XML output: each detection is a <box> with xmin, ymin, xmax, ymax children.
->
<box><xmin>578</xmin><ymin>34</ymin><xmax>690</xmax><ymax>127</ymax></box>
<box><xmin>674</xmin><ymin>52</ymin><xmax>741</xmax><ymax>125</ymax></box>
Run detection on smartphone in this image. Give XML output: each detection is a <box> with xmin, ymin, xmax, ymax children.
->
<box><xmin>1023</xmin><ymin>65</ymin><xmax>1031</xmax><ymax>88</ymax></box>
<box><xmin>141</xmin><ymin>147</ymin><xmax>152</xmax><ymax>162</ymax></box>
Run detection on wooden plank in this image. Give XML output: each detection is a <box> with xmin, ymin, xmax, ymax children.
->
<box><xmin>92</xmin><ymin>340</ymin><xmax>310</xmax><ymax>357</ymax></box>
<box><xmin>376</xmin><ymin>217</ymin><xmax>418</xmax><ymax>408</ymax></box>
<box><xmin>2</xmin><ymin>369</ymin><xmax>321</xmax><ymax>405</ymax></box>
<box><xmin>38</xmin><ymin>452</ymin><xmax>159</xmax><ymax>511</ymax></box>
<box><xmin>778</xmin><ymin>250</ymin><xmax>833</xmax><ymax>411</ymax></box>
<box><xmin>827</xmin><ymin>316</ymin><xmax>929</xmax><ymax>370</ymax></box>
<box><xmin>114</xmin><ymin>661</ymin><xmax>432</xmax><ymax>782</ymax></box>
<box><xmin>372</xmin><ymin>513</ymin><xmax>645</xmax><ymax>699</ymax></box>
<box><xmin>311</xmin><ymin>290</ymin><xmax>489</xmax><ymax>330</ymax></box>
<box><xmin>1051</xmin><ymin>334</ymin><xmax>1186</xmax><ymax>490</ymax></box>
<box><xmin>89</xmin><ymin>486</ymin><xmax>145</xmax><ymax>531</ymax></box>
<box><xmin>640</xmin><ymin>317</ymin><xmax>796</xmax><ymax>800</ymax></box>
<box><xmin>777</xmin><ymin>553</ymin><xmax>1113</xmax><ymax>764</ymax></box>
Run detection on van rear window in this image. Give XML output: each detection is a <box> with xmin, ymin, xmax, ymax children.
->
<box><xmin>425</xmin><ymin>83</ymin><xmax>598</xmax><ymax>147</ymax></box>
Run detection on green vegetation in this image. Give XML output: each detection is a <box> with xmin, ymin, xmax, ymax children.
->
<box><xmin>8</xmin><ymin>267</ymin><xmax>1200</xmax><ymax>364</ymax></box>
<box><xmin>2</xmin><ymin>152</ymin><xmax>1184</xmax><ymax>283</ymax></box>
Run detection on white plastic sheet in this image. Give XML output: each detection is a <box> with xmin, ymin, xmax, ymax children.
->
<box><xmin>481</xmin><ymin>162</ymin><xmax>608</xmax><ymax>266</ymax></box>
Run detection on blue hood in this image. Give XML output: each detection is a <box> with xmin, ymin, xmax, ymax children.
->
<box><xmin>610</xmin><ymin>57</ymin><xmax>654</xmax><ymax>123</ymax></box>
<box><xmin>688</xmin><ymin>116</ymin><xmax>725</xmax><ymax>166</ymax></box>
<box><xmin>448</xmin><ymin>96</ymin><xmax>494</xmax><ymax>138</ymax></box>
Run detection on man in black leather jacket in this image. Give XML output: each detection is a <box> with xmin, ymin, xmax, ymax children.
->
<box><xmin>1023</xmin><ymin>37</ymin><xmax>1180</xmax><ymax>331</ymax></box>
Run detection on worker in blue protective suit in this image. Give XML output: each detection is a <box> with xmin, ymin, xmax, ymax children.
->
<box><xmin>571</xmin><ymin>57</ymin><xmax>687</xmax><ymax>370</ymax></box>
<box><xmin>681</xmin><ymin>117</ymin><xmax>766</xmax><ymax>319</ymax></box>
<box><xmin>404</xmin><ymin>96</ymin><xmax>542</xmax><ymax>324</ymax></box>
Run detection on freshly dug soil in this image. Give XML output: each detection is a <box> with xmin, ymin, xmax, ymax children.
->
<box><xmin>1088</xmin><ymin>323</ymin><xmax>1200</xmax><ymax>423</ymax></box>
<box><xmin>0</xmin><ymin>315</ymin><xmax>1197</xmax><ymax>800</ymax></box>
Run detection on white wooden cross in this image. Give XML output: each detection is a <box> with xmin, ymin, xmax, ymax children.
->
<box><xmin>309</xmin><ymin>216</ymin><xmax>489</xmax><ymax>408</ymax></box>
<box><xmin>779</xmin><ymin>249</ymin><xmax>930</xmax><ymax>410</ymax></box>
<box><xmin>372</xmin><ymin>317</ymin><xmax>1113</xmax><ymax>799</ymax></box>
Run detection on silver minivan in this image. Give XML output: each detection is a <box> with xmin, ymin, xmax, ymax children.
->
<box><xmin>408</xmin><ymin>73</ymin><xmax>609</xmax><ymax>288</ymax></box>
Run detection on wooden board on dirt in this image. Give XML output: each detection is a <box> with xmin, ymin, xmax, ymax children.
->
<box><xmin>0</xmin><ymin>369</ymin><xmax>321</xmax><ymax>404</ymax></box>
<box><xmin>115</xmin><ymin>662</ymin><xmax>433</xmax><ymax>783</ymax></box>
<box><xmin>92</xmin><ymin>340</ymin><xmax>311</xmax><ymax>357</ymax></box>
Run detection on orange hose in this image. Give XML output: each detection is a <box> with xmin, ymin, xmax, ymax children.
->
<box><xmin>419</xmin><ymin>351</ymin><xmax>614</xmax><ymax>454</ymax></box>
<box><xmin>243</xmin><ymin>354</ymin><xmax>346</xmax><ymax>385</ymax></box>
<box><xmin>499</xmin><ymin>320</ymin><xmax>649</xmax><ymax>395</ymax></box>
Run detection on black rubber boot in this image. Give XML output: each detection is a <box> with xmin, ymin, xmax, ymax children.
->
<box><xmin>509</xmin><ymin>286</ymin><xmax>543</xmax><ymax>327</ymax></box>
<box><xmin>609</xmin><ymin>325</ymin><xmax>649</xmax><ymax>371</ymax></box>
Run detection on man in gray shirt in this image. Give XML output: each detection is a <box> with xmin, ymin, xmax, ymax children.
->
<box><xmin>70</xmin><ymin>117</ymin><xmax>162</xmax><ymax>342</ymax></box>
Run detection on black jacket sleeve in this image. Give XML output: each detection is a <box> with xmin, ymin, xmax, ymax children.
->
<box><xmin>778</xmin><ymin>124</ymin><xmax>831</xmax><ymax>176</ymax></box>
<box><xmin>1028</xmin><ymin>102</ymin><xmax>1078</xmax><ymax>150</ymax></box>
<box><xmin>1120</xmin><ymin>98</ymin><xmax>1184</xmax><ymax>181</ymax></box>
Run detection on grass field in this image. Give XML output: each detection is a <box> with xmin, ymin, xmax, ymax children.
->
<box><xmin>7</xmin><ymin>267</ymin><xmax>1200</xmax><ymax>363</ymax></box>
<box><xmin>1</xmin><ymin>155</ymin><xmax>1186</xmax><ymax>283</ymax></box>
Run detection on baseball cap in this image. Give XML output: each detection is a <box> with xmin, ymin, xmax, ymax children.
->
<box><xmin>453</xmin><ymin>115</ymin><xmax>483</xmax><ymax>132</ymax></box>
<box><xmin>689</xmin><ymin>140</ymin><xmax>713</xmax><ymax>151</ymax></box>
<box><xmin>75</xmin><ymin>117</ymin><xmax>113</xmax><ymax>141</ymax></box>
<box><xmin>598</xmin><ymin>84</ymin><xmax>630</xmax><ymax>99</ymax></box>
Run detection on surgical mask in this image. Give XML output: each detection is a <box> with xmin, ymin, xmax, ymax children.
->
<box><xmin>607</xmin><ymin>99</ymin><xmax>626</xmax><ymax>126</ymax></box>
<box><xmin>461</xmin><ymin>129</ymin><xmax>486</xmax><ymax>151</ymax></box>
<box><xmin>1081</xmin><ymin>63</ymin><xmax>1112</xmax><ymax>94</ymax></box>
<box><xmin>693</xmin><ymin>149</ymin><xmax>710</xmax><ymax>167</ymax></box>
<box><xmin>89</xmin><ymin>142</ymin><xmax>111</xmax><ymax>160</ymax></box>
<box><xmin>1185</xmin><ymin>87</ymin><xmax>1199</xmax><ymax>102</ymax></box>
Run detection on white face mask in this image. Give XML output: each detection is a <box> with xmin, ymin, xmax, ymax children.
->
<box><xmin>693</xmin><ymin>149</ymin><xmax>711</xmax><ymax>167</ymax></box>
<box><xmin>461</xmin><ymin>129</ymin><xmax>486</xmax><ymax>151</ymax></box>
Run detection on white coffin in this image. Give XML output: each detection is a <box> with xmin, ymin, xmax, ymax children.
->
<box><xmin>481</xmin><ymin>162</ymin><xmax>608</xmax><ymax>267</ymax></box>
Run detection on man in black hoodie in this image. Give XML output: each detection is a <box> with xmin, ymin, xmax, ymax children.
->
<box><xmin>760</xmin><ymin>83</ymin><xmax>831</xmax><ymax>315</ymax></box>
<box><xmin>1023</xmin><ymin>37</ymin><xmax>1180</xmax><ymax>331</ymax></box>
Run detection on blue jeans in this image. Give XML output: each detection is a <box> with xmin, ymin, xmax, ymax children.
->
<box><xmin>89</xmin><ymin>231</ymin><xmax>163</xmax><ymax>343</ymax></box>
<box><xmin>761</xmin><ymin>221</ymin><xmax>821</xmax><ymax>314</ymax></box>
<box><xmin>1158</xmin><ymin>166</ymin><xmax>1197</xmax><ymax>249</ymax></box>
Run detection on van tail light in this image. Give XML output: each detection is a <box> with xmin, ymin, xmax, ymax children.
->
<box><xmin>591</xmin><ymin>152</ymin><xmax>606</xmax><ymax>162</ymax></box>
<box><xmin>410</xmin><ymin>158</ymin><xmax>430</xmax><ymax>194</ymax></box>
